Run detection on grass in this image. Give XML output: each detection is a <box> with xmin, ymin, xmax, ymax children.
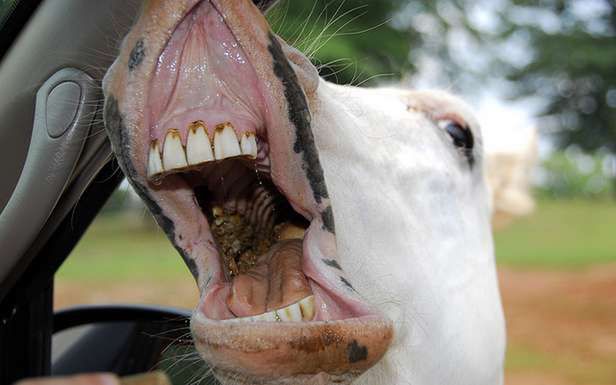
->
<box><xmin>56</xmin><ymin>213</ymin><xmax>191</xmax><ymax>282</ymax></box>
<box><xmin>494</xmin><ymin>198</ymin><xmax>616</xmax><ymax>269</ymax></box>
<box><xmin>506</xmin><ymin>343</ymin><xmax>616</xmax><ymax>384</ymax></box>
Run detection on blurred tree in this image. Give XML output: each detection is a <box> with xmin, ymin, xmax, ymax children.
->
<box><xmin>539</xmin><ymin>148</ymin><xmax>614</xmax><ymax>198</ymax></box>
<box><xmin>504</xmin><ymin>1</ymin><xmax>616</xmax><ymax>158</ymax></box>
<box><xmin>267</xmin><ymin>0</ymin><xmax>413</xmax><ymax>85</ymax></box>
<box><xmin>494</xmin><ymin>0</ymin><xmax>616</xmax><ymax>195</ymax></box>
<box><xmin>267</xmin><ymin>1</ymin><xmax>511</xmax><ymax>89</ymax></box>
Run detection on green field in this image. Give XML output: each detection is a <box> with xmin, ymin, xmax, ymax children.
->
<box><xmin>56</xmin><ymin>214</ymin><xmax>191</xmax><ymax>282</ymax></box>
<box><xmin>494</xmin><ymin>199</ymin><xmax>616</xmax><ymax>269</ymax></box>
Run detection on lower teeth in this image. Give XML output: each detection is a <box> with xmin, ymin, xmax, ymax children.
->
<box><xmin>228</xmin><ymin>295</ymin><xmax>316</xmax><ymax>323</ymax></box>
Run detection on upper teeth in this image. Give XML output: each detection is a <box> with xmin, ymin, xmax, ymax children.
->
<box><xmin>214</xmin><ymin>123</ymin><xmax>242</xmax><ymax>160</ymax></box>
<box><xmin>148</xmin><ymin>122</ymin><xmax>257</xmax><ymax>178</ymax></box>
<box><xmin>240</xmin><ymin>133</ymin><xmax>258</xmax><ymax>159</ymax></box>
<box><xmin>162</xmin><ymin>129</ymin><xmax>188</xmax><ymax>171</ymax></box>
<box><xmin>186</xmin><ymin>121</ymin><xmax>214</xmax><ymax>165</ymax></box>
<box><xmin>229</xmin><ymin>295</ymin><xmax>316</xmax><ymax>323</ymax></box>
<box><xmin>148</xmin><ymin>140</ymin><xmax>164</xmax><ymax>177</ymax></box>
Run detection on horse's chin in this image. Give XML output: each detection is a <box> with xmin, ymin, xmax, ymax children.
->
<box><xmin>104</xmin><ymin>0</ymin><xmax>393</xmax><ymax>383</ymax></box>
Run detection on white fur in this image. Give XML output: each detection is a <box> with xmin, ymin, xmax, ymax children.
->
<box><xmin>312</xmin><ymin>82</ymin><xmax>506</xmax><ymax>385</ymax></box>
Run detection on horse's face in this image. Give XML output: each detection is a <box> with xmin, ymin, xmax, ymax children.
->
<box><xmin>103</xmin><ymin>1</ymin><xmax>505</xmax><ymax>384</ymax></box>
<box><xmin>314</xmin><ymin>85</ymin><xmax>506</xmax><ymax>385</ymax></box>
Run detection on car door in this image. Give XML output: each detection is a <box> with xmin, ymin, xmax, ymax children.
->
<box><xmin>0</xmin><ymin>1</ymin><xmax>140</xmax><ymax>382</ymax></box>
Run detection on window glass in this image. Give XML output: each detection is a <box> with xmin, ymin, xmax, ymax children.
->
<box><xmin>55</xmin><ymin>180</ymin><xmax>199</xmax><ymax>310</ymax></box>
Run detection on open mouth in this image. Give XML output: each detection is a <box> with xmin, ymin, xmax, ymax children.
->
<box><xmin>145</xmin><ymin>0</ymin><xmax>373</xmax><ymax>325</ymax></box>
<box><xmin>111</xmin><ymin>0</ymin><xmax>393</xmax><ymax>381</ymax></box>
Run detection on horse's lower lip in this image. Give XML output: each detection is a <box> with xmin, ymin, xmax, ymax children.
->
<box><xmin>191</xmin><ymin>313</ymin><xmax>393</xmax><ymax>381</ymax></box>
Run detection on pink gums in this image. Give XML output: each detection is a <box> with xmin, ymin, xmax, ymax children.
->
<box><xmin>148</xmin><ymin>1</ymin><xmax>266</xmax><ymax>144</ymax></box>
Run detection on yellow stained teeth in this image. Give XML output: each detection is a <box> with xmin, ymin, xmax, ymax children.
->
<box><xmin>162</xmin><ymin>128</ymin><xmax>188</xmax><ymax>171</ymax></box>
<box><xmin>298</xmin><ymin>295</ymin><xmax>315</xmax><ymax>321</ymax></box>
<box><xmin>186</xmin><ymin>121</ymin><xmax>214</xmax><ymax>165</ymax></box>
<box><xmin>240</xmin><ymin>133</ymin><xmax>258</xmax><ymax>159</ymax></box>
<box><xmin>276</xmin><ymin>223</ymin><xmax>306</xmax><ymax>241</ymax></box>
<box><xmin>260</xmin><ymin>311</ymin><xmax>279</xmax><ymax>322</ymax></box>
<box><xmin>278</xmin><ymin>301</ymin><xmax>303</xmax><ymax>322</ymax></box>
<box><xmin>148</xmin><ymin>140</ymin><xmax>163</xmax><ymax>178</ymax></box>
<box><xmin>229</xmin><ymin>295</ymin><xmax>316</xmax><ymax>323</ymax></box>
<box><xmin>149</xmin><ymin>122</ymin><xmax>259</xmax><ymax>180</ymax></box>
<box><xmin>214</xmin><ymin>123</ymin><xmax>242</xmax><ymax>160</ymax></box>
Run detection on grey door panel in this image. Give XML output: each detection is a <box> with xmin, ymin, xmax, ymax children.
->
<box><xmin>0</xmin><ymin>0</ymin><xmax>141</xmax><ymax>211</ymax></box>
<box><xmin>0</xmin><ymin>0</ymin><xmax>142</xmax><ymax>287</ymax></box>
<box><xmin>0</xmin><ymin>68</ymin><xmax>96</xmax><ymax>285</ymax></box>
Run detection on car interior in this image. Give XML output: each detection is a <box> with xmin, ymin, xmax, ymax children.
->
<box><xmin>0</xmin><ymin>1</ymin><xmax>275</xmax><ymax>383</ymax></box>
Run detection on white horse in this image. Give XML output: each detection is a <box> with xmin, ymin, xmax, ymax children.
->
<box><xmin>103</xmin><ymin>1</ymin><xmax>534</xmax><ymax>384</ymax></box>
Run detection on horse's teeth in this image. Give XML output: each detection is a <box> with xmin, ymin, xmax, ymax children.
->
<box><xmin>186</xmin><ymin>121</ymin><xmax>214</xmax><ymax>165</ymax></box>
<box><xmin>240</xmin><ymin>133</ymin><xmax>258</xmax><ymax>159</ymax></box>
<box><xmin>252</xmin><ymin>311</ymin><xmax>278</xmax><ymax>322</ymax></box>
<box><xmin>162</xmin><ymin>129</ymin><xmax>188</xmax><ymax>171</ymax></box>
<box><xmin>148</xmin><ymin>140</ymin><xmax>163</xmax><ymax>178</ymax></box>
<box><xmin>277</xmin><ymin>301</ymin><xmax>303</xmax><ymax>322</ymax></box>
<box><xmin>298</xmin><ymin>295</ymin><xmax>315</xmax><ymax>321</ymax></box>
<box><xmin>231</xmin><ymin>295</ymin><xmax>316</xmax><ymax>323</ymax></box>
<box><xmin>214</xmin><ymin>123</ymin><xmax>242</xmax><ymax>160</ymax></box>
<box><xmin>151</xmin><ymin>123</ymin><xmax>256</xmax><ymax>180</ymax></box>
<box><xmin>277</xmin><ymin>223</ymin><xmax>306</xmax><ymax>240</ymax></box>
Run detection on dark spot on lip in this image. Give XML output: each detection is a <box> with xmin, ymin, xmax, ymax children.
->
<box><xmin>340</xmin><ymin>277</ymin><xmax>355</xmax><ymax>291</ymax></box>
<box><xmin>128</xmin><ymin>39</ymin><xmax>145</xmax><ymax>71</ymax></box>
<box><xmin>323</xmin><ymin>259</ymin><xmax>342</xmax><ymax>270</ymax></box>
<box><xmin>104</xmin><ymin>96</ymin><xmax>198</xmax><ymax>279</ymax></box>
<box><xmin>347</xmin><ymin>340</ymin><xmax>368</xmax><ymax>363</ymax></box>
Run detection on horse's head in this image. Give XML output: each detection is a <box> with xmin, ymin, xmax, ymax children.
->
<box><xmin>103</xmin><ymin>1</ymin><xmax>506</xmax><ymax>384</ymax></box>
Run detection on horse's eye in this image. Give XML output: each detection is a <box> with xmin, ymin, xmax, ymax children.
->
<box><xmin>438</xmin><ymin>120</ymin><xmax>475</xmax><ymax>166</ymax></box>
<box><xmin>442</xmin><ymin>121</ymin><xmax>473</xmax><ymax>150</ymax></box>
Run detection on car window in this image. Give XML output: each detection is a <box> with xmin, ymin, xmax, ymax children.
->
<box><xmin>55</xmin><ymin>181</ymin><xmax>199</xmax><ymax>310</ymax></box>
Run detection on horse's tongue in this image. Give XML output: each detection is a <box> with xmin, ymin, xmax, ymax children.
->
<box><xmin>227</xmin><ymin>240</ymin><xmax>311</xmax><ymax>317</ymax></box>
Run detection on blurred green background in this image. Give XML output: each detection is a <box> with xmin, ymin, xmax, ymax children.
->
<box><xmin>56</xmin><ymin>1</ymin><xmax>616</xmax><ymax>385</ymax></box>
